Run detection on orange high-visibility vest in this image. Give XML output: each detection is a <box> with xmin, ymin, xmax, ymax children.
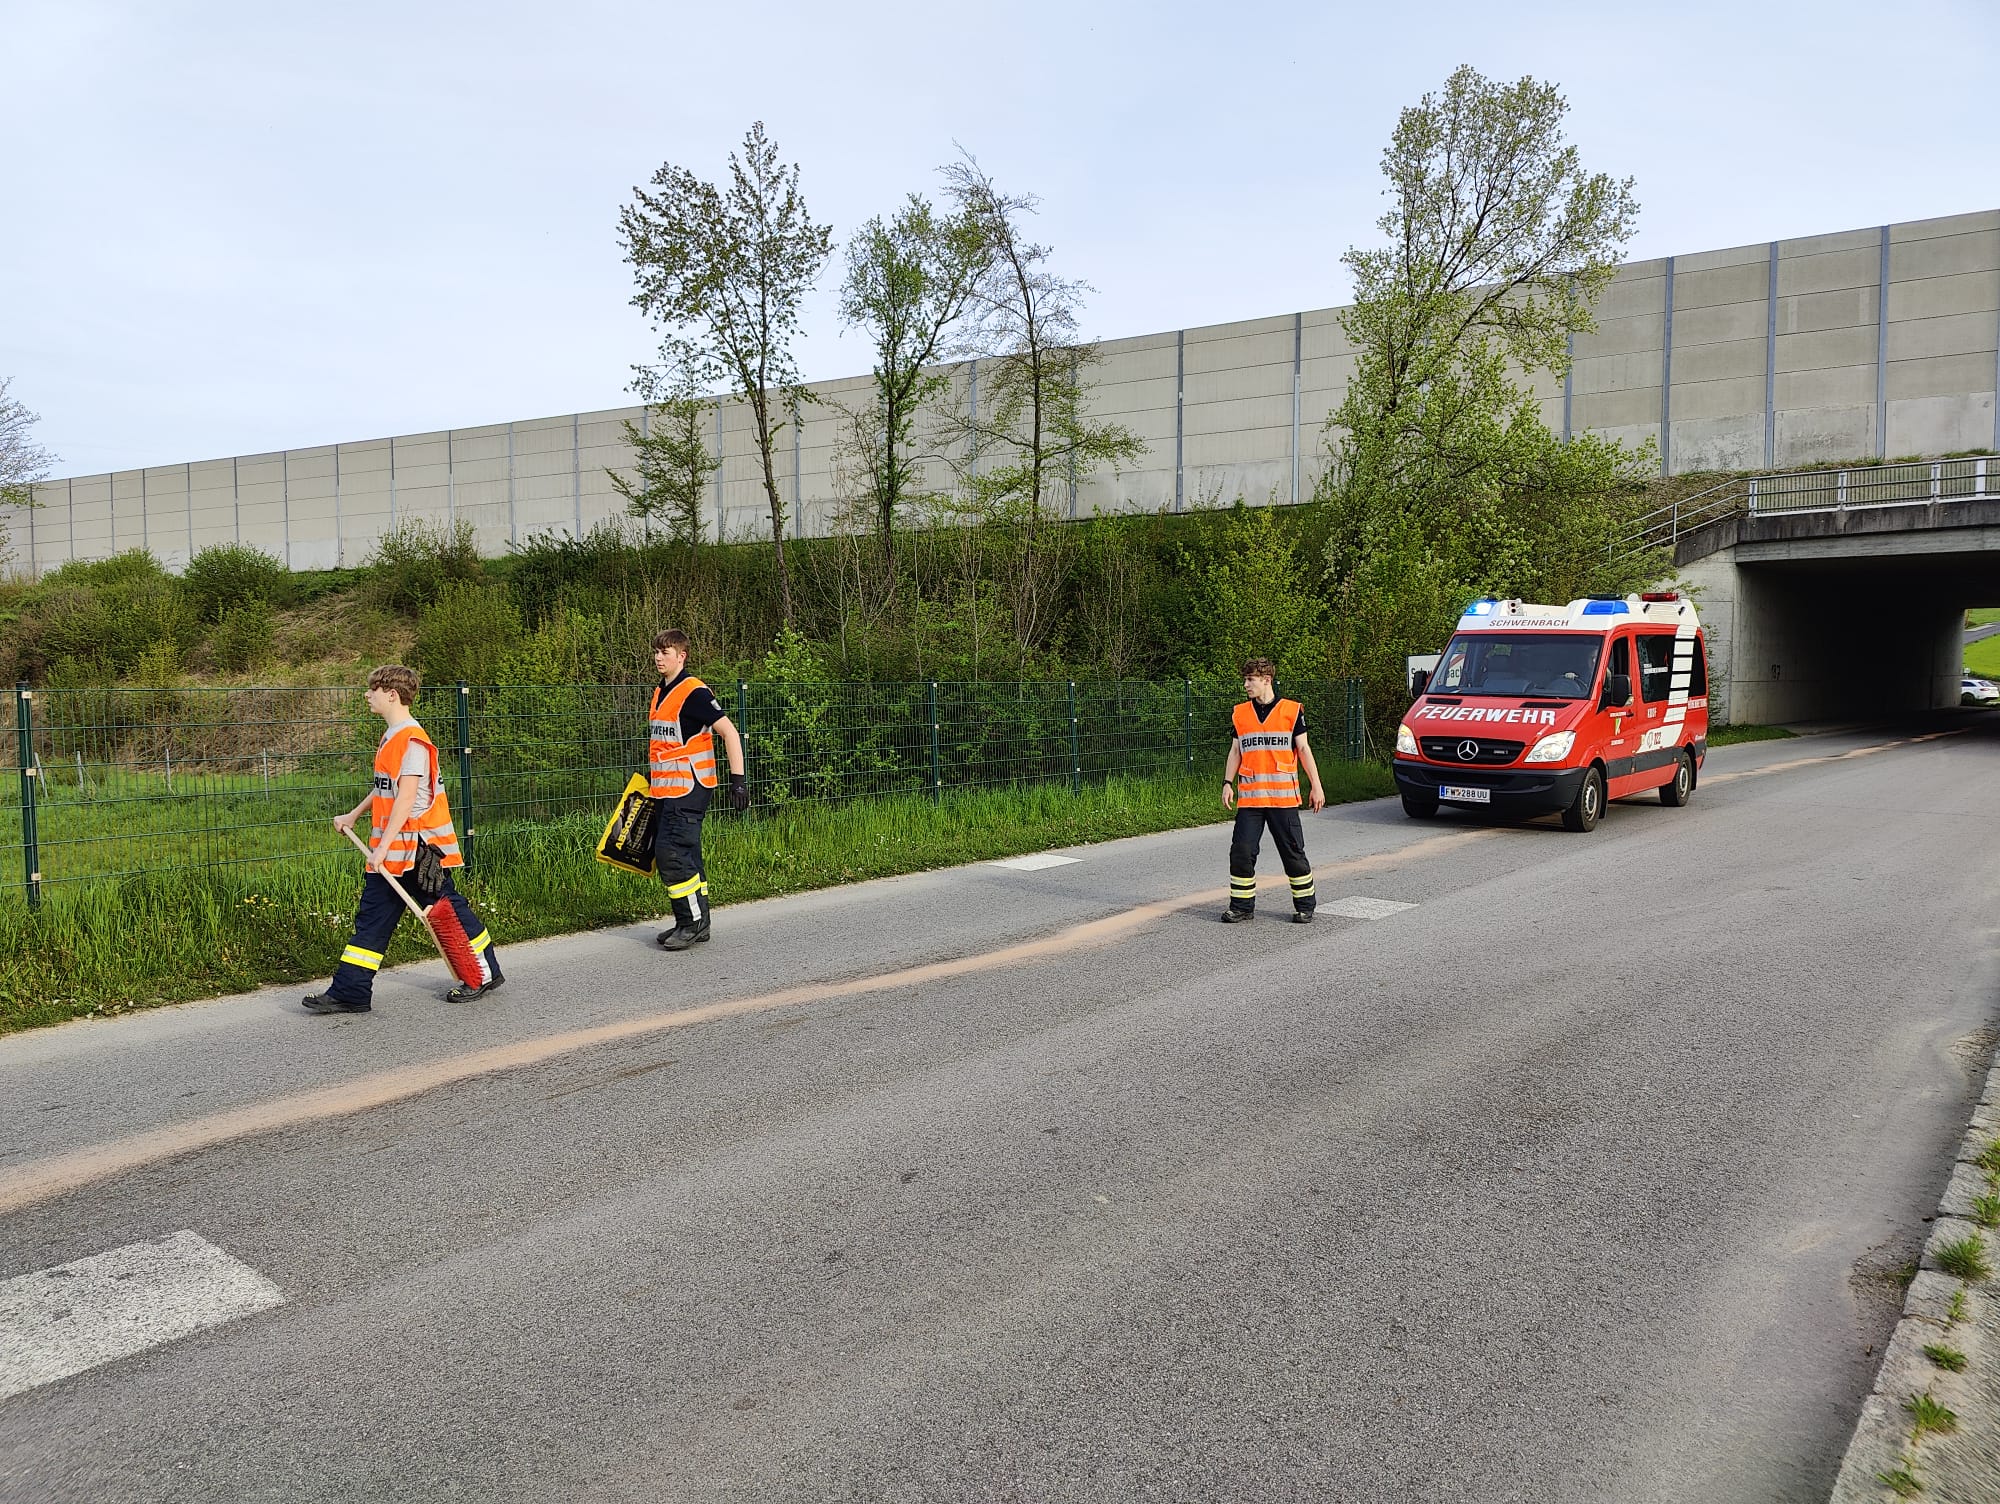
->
<box><xmin>1232</xmin><ymin>698</ymin><xmax>1302</xmax><ymax>808</ymax></box>
<box><xmin>648</xmin><ymin>676</ymin><xmax>719</xmax><ymax>799</ymax></box>
<box><xmin>370</xmin><ymin>723</ymin><xmax>463</xmax><ymax>875</ymax></box>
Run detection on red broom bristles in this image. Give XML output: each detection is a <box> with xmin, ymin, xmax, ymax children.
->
<box><xmin>425</xmin><ymin>900</ymin><xmax>485</xmax><ymax>988</ymax></box>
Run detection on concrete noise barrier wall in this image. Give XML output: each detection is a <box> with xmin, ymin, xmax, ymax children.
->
<box><xmin>8</xmin><ymin>209</ymin><xmax>1998</xmax><ymax>577</ymax></box>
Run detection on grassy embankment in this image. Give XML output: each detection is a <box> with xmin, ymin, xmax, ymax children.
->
<box><xmin>0</xmin><ymin>761</ymin><xmax>1396</xmax><ymax>1035</ymax></box>
<box><xmin>1706</xmin><ymin>724</ymin><xmax>1795</xmax><ymax>747</ymax></box>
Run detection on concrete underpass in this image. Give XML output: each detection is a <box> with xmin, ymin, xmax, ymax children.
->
<box><xmin>1673</xmin><ymin>491</ymin><xmax>2000</xmax><ymax>723</ymax></box>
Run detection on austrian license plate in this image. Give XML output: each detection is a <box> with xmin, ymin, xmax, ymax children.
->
<box><xmin>1439</xmin><ymin>785</ymin><xmax>1491</xmax><ymax>805</ymax></box>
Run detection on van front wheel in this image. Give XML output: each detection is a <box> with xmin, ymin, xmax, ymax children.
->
<box><xmin>1560</xmin><ymin>767</ymin><xmax>1605</xmax><ymax>832</ymax></box>
<box><xmin>1659</xmin><ymin>751</ymin><xmax>1694</xmax><ymax>807</ymax></box>
<box><xmin>1401</xmin><ymin>792</ymin><xmax>1438</xmax><ymax>819</ymax></box>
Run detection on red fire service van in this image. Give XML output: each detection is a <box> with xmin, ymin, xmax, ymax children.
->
<box><xmin>1393</xmin><ymin>593</ymin><xmax>1709</xmax><ymax>832</ymax></box>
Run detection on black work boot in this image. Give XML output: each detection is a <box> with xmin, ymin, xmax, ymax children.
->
<box><xmin>446</xmin><ymin>956</ymin><xmax>505</xmax><ymax>1003</ymax></box>
<box><xmin>302</xmin><ymin>993</ymin><xmax>371</xmax><ymax>1014</ymax></box>
<box><xmin>658</xmin><ymin>916</ymin><xmax>711</xmax><ymax>952</ymax></box>
<box><xmin>1220</xmin><ymin>907</ymin><xmax>1255</xmax><ymax>924</ymax></box>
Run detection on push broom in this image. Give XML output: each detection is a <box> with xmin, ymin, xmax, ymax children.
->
<box><xmin>341</xmin><ymin>825</ymin><xmax>484</xmax><ymax>989</ymax></box>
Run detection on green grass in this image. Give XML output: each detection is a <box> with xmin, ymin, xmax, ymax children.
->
<box><xmin>1707</xmin><ymin>724</ymin><xmax>1797</xmax><ymax>747</ymax></box>
<box><xmin>1948</xmin><ymin>1287</ymin><xmax>1969</xmax><ymax>1324</ymax></box>
<box><xmin>1934</xmin><ymin>1234</ymin><xmax>1993</xmax><ymax>1283</ymax></box>
<box><xmin>1977</xmin><ymin>1139</ymin><xmax>2000</xmax><ymax>1175</ymax></box>
<box><xmin>1968</xmin><ymin>608</ymin><xmax>2000</xmax><ymax>627</ymax></box>
<box><xmin>1904</xmin><ymin>1392</ymin><xmax>1959</xmax><ymax>1438</ymax></box>
<box><xmin>1965</xmin><ymin>634</ymin><xmax>2000</xmax><ymax>679</ymax></box>
<box><xmin>1922</xmin><ymin>1343</ymin><xmax>1968</xmax><ymax>1373</ymax></box>
<box><xmin>1972</xmin><ymin>1194</ymin><xmax>2000</xmax><ymax>1230</ymax></box>
<box><xmin>0</xmin><ymin>762</ymin><xmax>1395</xmax><ymax>1035</ymax></box>
<box><xmin>1877</xmin><ymin>1457</ymin><xmax>1923</xmax><ymax>1497</ymax></box>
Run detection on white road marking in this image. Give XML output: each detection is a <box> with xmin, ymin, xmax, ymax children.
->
<box><xmin>0</xmin><ymin>1231</ymin><xmax>284</xmax><ymax>1400</ymax></box>
<box><xmin>992</xmin><ymin>853</ymin><xmax>1082</xmax><ymax>871</ymax></box>
<box><xmin>1320</xmin><ymin>896</ymin><xmax>1418</xmax><ymax>920</ymax></box>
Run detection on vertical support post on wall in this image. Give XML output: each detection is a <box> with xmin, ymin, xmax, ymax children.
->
<box><xmin>967</xmin><ymin>360</ymin><xmax>980</xmax><ymax>479</ymax></box>
<box><xmin>1067</xmin><ymin>680</ymin><xmax>1080</xmax><ymax>792</ymax></box>
<box><xmin>1183</xmin><ymin>677</ymin><xmax>1193</xmax><ymax>772</ymax></box>
<box><xmin>1764</xmin><ymin>240</ymin><xmax>1779</xmax><ymax>469</ymax></box>
<box><xmin>1291</xmin><ymin>312</ymin><xmax>1303</xmax><ymax>502</ymax></box>
<box><xmin>1562</xmin><ymin>330</ymin><xmax>1574</xmax><ymax>443</ymax></box>
<box><xmin>713</xmin><ymin>403</ymin><xmax>726</xmax><ymax>541</ymax></box>
<box><xmin>280</xmin><ymin>451</ymin><xmax>291</xmax><ymax>568</ymax></box>
<box><xmin>446</xmin><ymin>431</ymin><xmax>455</xmax><ymax>525</ymax></box>
<box><xmin>67</xmin><ymin>477</ymin><xmax>75</xmax><ymax>564</ymax></box>
<box><xmin>928</xmin><ymin>681</ymin><xmax>941</xmax><ymax>799</ymax></box>
<box><xmin>331</xmin><ymin>447</ymin><xmax>341</xmax><ymax>566</ymax></box>
<box><xmin>1174</xmin><ymin>330</ymin><xmax>1186</xmax><ymax>511</ymax></box>
<box><xmin>231</xmin><ymin>456</ymin><xmax>240</xmax><ymax>543</ymax></box>
<box><xmin>15</xmin><ymin>683</ymin><xmax>39</xmax><ymax>910</ymax></box>
<box><xmin>1659</xmin><ymin>255</ymin><xmax>1675</xmax><ymax>477</ymax></box>
<box><xmin>140</xmin><ymin>468</ymin><xmax>149</xmax><ymax>553</ymax></box>
<box><xmin>571</xmin><ymin>412</ymin><xmax>582</xmax><ymax>539</ymax></box>
<box><xmin>388</xmin><ymin>437</ymin><xmax>397</xmax><ymax>529</ymax></box>
<box><xmin>507</xmin><ymin>421</ymin><xmax>517</xmax><ymax>546</ymax></box>
<box><xmin>1876</xmin><ymin>224</ymin><xmax>1890</xmax><ymax>461</ymax></box>
<box><xmin>184</xmin><ymin>460</ymin><xmax>193</xmax><ymax>563</ymax></box>
<box><xmin>455</xmin><ymin>683</ymin><xmax>473</xmax><ymax>870</ymax></box>
<box><xmin>1067</xmin><ymin>350</ymin><xmax>1080</xmax><ymax>517</ymax></box>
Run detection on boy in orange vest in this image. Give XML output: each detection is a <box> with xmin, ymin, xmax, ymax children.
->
<box><xmin>303</xmin><ymin>665</ymin><xmax>502</xmax><ymax>1013</ymax></box>
<box><xmin>1221</xmin><ymin>657</ymin><xmax>1325</xmax><ymax>923</ymax></box>
<box><xmin>647</xmin><ymin>629</ymin><xmax>748</xmax><ymax>951</ymax></box>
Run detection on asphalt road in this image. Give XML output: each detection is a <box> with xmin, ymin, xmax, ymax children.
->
<box><xmin>3</xmin><ymin>718</ymin><xmax>1998</xmax><ymax>1503</ymax></box>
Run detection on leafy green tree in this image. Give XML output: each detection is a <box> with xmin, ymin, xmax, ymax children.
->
<box><xmin>836</xmin><ymin>193</ymin><xmax>991</xmax><ymax>569</ymax></box>
<box><xmin>618</xmin><ymin>122</ymin><xmax>832</xmax><ymax>626</ymax></box>
<box><xmin>1</xmin><ymin>377</ymin><xmax>56</xmax><ymax>569</ymax></box>
<box><xmin>1319</xmin><ymin>64</ymin><xmax>1656</xmax><ymax>730</ymax></box>
<box><xmin>611</xmin><ymin>382</ymin><xmax>718</xmax><ymax>548</ymax></box>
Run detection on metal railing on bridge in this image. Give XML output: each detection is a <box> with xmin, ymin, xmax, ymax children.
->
<box><xmin>1620</xmin><ymin>455</ymin><xmax>1998</xmax><ymax>560</ymax></box>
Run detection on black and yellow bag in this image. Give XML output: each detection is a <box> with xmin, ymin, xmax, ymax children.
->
<box><xmin>595</xmin><ymin>774</ymin><xmax>657</xmax><ymax>875</ymax></box>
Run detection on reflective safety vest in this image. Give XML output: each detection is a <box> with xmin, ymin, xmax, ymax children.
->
<box><xmin>370</xmin><ymin>723</ymin><xmax>463</xmax><ymax>875</ymax></box>
<box><xmin>1232</xmin><ymin>698</ymin><xmax>1302</xmax><ymax>808</ymax></box>
<box><xmin>648</xmin><ymin>676</ymin><xmax>719</xmax><ymax>799</ymax></box>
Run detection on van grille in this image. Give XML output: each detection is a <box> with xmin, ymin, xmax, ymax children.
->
<box><xmin>1419</xmin><ymin>736</ymin><xmax>1525</xmax><ymax>765</ymax></box>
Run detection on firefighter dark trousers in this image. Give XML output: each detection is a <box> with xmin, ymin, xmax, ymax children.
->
<box><xmin>1228</xmin><ymin>805</ymin><xmax>1315</xmax><ymax>914</ymax></box>
<box><xmin>652</xmin><ymin>788</ymin><xmax>713</xmax><ymax>928</ymax></box>
<box><xmin>326</xmin><ymin>869</ymin><xmax>497</xmax><ymax>1003</ymax></box>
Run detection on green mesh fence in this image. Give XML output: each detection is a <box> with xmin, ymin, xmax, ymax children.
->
<box><xmin>5</xmin><ymin>677</ymin><xmax>1364</xmax><ymax>901</ymax></box>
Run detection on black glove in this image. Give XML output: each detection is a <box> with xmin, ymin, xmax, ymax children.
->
<box><xmin>729</xmin><ymin>774</ymin><xmax>749</xmax><ymax>812</ymax></box>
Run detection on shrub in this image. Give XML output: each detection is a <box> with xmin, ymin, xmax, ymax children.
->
<box><xmin>41</xmin><ymin>549</ymin><xmax>169</xmax><ymax>590</ymax></box>
<box><xmin>412</xmin><ymin>580</ymin><xmax>522</xmax><ymax>685</ymax></box>
<box><xmin>181</xmin><ymin>543</ymin><xmax>292</xmax><ymax>623</ymax></box>
<box><xmin>206</xmin><ymin>600</ymin><xmax>275</xmax><ymax>672</ymax></box>
<box><xmin>365</xmin><ymin>518</ymin><xmax>483</xmax><ymax>610</ymax></box>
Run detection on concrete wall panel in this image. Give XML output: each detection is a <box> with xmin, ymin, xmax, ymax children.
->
<box><xmin>1575</xmin><ymin>313</ymin><xmax>1665</xmax><ymax>359</ymax></box>
<box><xmin>1775</xmin><ymin>406</ymin><xmax>1876</xmax><ymax>466</ymax></box>
<box><xmin>1888</xmin><ymin>268</ymin><xmax>2000</xmax><ymax>322</ymax></box>
<box><xmin>1887</xmin><ymin>311</ymin><xmax>2000</xmax><ymax>363</ymax></box>
<box><xmin>1890</xmin><ymin>229</ymin><xmax>2000</xmax><ymax>284</ymax></box>
<box><xmin>1670</xmin><ymin>415</ymin><xmax>1765</xmax><ymax>472</ymax></box>
<box><xmin>1775</xmin><ymin>326</ymin><xmax>1879</xmax><ymax>374</ymax></box>
<box><xmin>1886</xmin><ymin>351</ymin><xmax>2000</xmax><ymax>403</ymax></box>
<box><xmin>1775</xmin><ymin>364</ymin><xmax>1877</xmax><ymax>409</ymax></box>
<box><xmin>1675</xmin><ymin>260</ymin><xmax>1771</xmax><ymax>310</ymax></box>
<box><xmin>1669</xmin><ymin>373</ymin><xmax>1764</xmax><ymax>423</ymax></box>
<box><xmin>1594</xmin><ymin>274</ymin><xmax>1668</xmax><ymax>323</ymax></box>
<box><xmin>1779</xmin><ymin>247</ymin><xmax>1881</xmax><ymax>298</ymax></box>
<box><xmin>1887</xmin><ymin>393</ymin><xmax>1995</xmax><ymax>457</ymax></box>
<box><xmin>1673</xmin><ymin>298</ymin><xmax>1769</xmax><ymax>348</ymax></box>
<box><xmin>1779</xmin><ymin>286</ymin><xmax>1875</xmax><ymax>337</ymax></box>
<box><xmin>1670</xmin><ymin>337</ymin><xmax>1765</xmax><ymax>388</ymax></box>
<box><xmin>1675</xmin><ymin>240</ymin><xmax>1771</xmax><ymax>275</ymax></box>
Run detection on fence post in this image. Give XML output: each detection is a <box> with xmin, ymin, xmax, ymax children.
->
<box><xmin>15</xmin><ymin>683</ymin><xmax>40</xmax><ymax>909</ymax></box>
<box><xmin>456</xmin><ymin>683</ymin><xmax>474</xmax><ymax>869</ymax></box>
<box><xmin>1183</xmin><ymin>677</ymin><xmax>1194</xmax><ymax>772</ymax></box>
<box><xmin>1348</xmin><ymin>680</ymin><xmax>1365</xmax><ymax>762</ymax></box>
<box><xmin>1068</xmin><ymin>680</ymin><xmax>1080</xmax><ymax>793</ymax></box>
<box><xmin>735</xmin><ymin>678</ymin><xmax>749</xmax><ymax>805</ymax></box>
<box><xmin>928</xmin><ymin>681</ymin><xmax>941</xmax><ymax>798</ymax></box>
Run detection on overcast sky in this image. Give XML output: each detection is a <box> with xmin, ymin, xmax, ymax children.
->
<box><xmin>5</xmin><ymin>0</ymin><xmax>1996</xmax><ymax>479</ymax></box>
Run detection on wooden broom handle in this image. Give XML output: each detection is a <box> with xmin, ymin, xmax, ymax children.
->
<box><xmin>340</xmin><ymin>823</ymin><xmax>436</xmax><ymax>927</ymax></box>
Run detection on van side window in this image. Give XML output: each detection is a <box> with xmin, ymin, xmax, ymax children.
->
<box><xmin>1609</xmin><ymin>636</ymin><xmax>1630</xmax><ymax>685</ymax></box>
<box><xmin>1636</xmin><ymin>634</ymin><xmax>1677</xmax><ymax>703</ymax></box>
<box><xmin>1689</xmin><ymin>638</ymin><xmax>1708</xmax><ymax>696</ymax></box>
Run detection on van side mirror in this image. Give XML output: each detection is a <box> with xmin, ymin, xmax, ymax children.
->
<box><xmin>1410</xmin><ymin>669</ymin><xmax>1430</xmax><ymax>699</ymax></box>
<box><xmin>1600</xmin><ymin>673</ymin><xmax>1632</xmax><ymax>709</ymax></box>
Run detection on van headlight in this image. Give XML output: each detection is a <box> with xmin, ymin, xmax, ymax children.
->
<box><xmin>1523</xmin><ymin>731</ymin><xmax>1575</xmax><ymax>763</ymax></box>
<box><xmin>1395</xmin><ymin>722</ymin><xmax>1418</xmax><ymax>756</ymax></box>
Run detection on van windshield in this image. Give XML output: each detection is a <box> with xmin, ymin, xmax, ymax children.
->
<box><xmin>1427</xmin><ymin>633</ymin><xmax>1602</xmax><ymax>700</ymax></box>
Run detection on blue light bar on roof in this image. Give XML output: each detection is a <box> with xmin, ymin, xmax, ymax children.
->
<box><xmin>1465</xmin><ymin>599</ymin><xmax>1497</xmax><ymax>616</ymax></box>
<box><xmin>1580</xmin><ymin>600</ymin><xmax>1629</xmax><ymax>616</ymax></box>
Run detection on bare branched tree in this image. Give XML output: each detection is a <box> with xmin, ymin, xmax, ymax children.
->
<box><xmin>618</xmin><ymin>122</ymin><xmax>832</xmax><ymax>624</ymax></box>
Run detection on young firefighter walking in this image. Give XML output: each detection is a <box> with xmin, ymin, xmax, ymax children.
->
<box><xmin>304</xmin><ymin>666</ymin><xmax>502</xmax><ymax>1013</ymax></box>
<box><xmin>1221</xmin><ymin>657</ymin><xmax>1325</xmax><ymax>924</ymax></box>
<box><xmin>646</xmin><ymin>630</ymin><xmax>748</xmax><ymax>951</ymax></box>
